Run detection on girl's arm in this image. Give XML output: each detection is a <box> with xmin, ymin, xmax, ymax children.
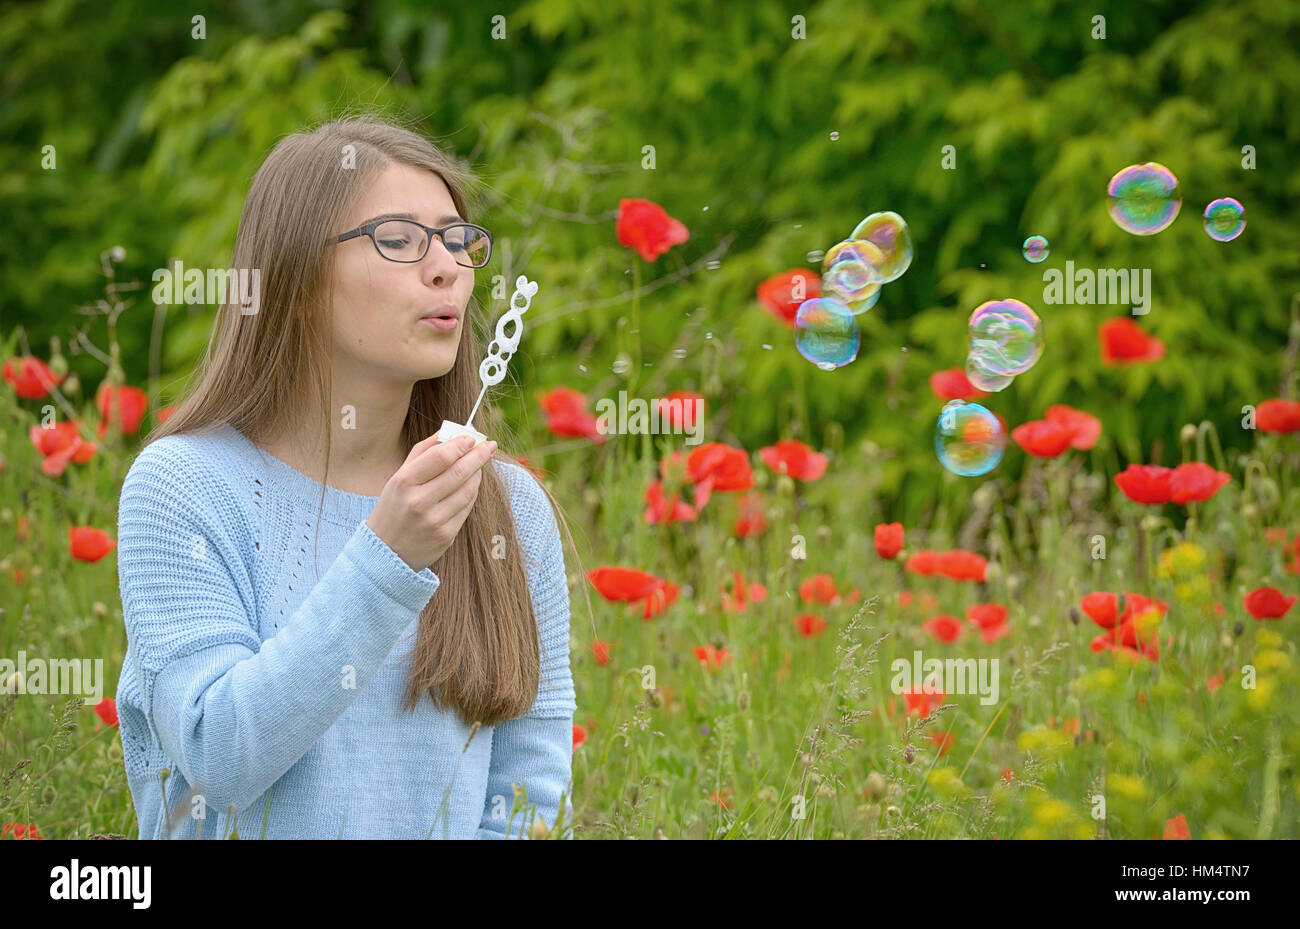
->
<box><xmin>476</xmin><ymin>461</ymin><xmax>578</xmax><ymax>839</ymax></box>
<box><xmin>118</xmin><ymin>439</ymin><xmax>442</xmax><ymax>816</ymax></box>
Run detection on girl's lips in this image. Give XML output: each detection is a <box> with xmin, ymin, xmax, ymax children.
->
<box><xmin>420</xmin><ymin>316</ymin><xmax>458</xmax><ymax>333</ymax></box>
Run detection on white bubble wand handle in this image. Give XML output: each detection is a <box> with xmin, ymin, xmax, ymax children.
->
<box><xmin>436</xmin><ymin>275</ymin><xmax>539</xmax><ymax>446</ymax></box>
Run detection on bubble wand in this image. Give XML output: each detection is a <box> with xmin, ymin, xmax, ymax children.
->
<box><xmin>436</xmin><ymin>274</ymin><xmax>539</xmax><ymax>447</ymax></box>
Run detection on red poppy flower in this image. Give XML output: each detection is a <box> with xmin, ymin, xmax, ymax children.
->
<box><xmin>720</xmin><ymin>570</ymin><xmax>767</xmax><ymax>613</ymax></box>
<box><xmin>901</xmin><ymin>684</ymin><xmax>945</xmax><ymax>716</ymax></box>
<box><xmin>732</xmin><ymin>492</ymin><xmax>767</xmax><ymax>538</ymax></box>
<box><xmin>94</xmin><ymin>383</ymin><xmax>148</xmax><ymax>437</ymax></box>
<box><xmin>157</xmin><ymin>405</ymin><xmax>176</xmax><ymax>423</ymax></box>
<box><xmin>693</xmin><ymin>644</ymin><xmax>730</xmax><ymax>671</ymax></box>
<box><xmin>1169</xmin><ymin>462</ymin><xmax>1230</xmax><ymax>504</ymax></box>
<box><xmin>655</xmin><ymin>391</ymin><xmax>704</xmax><ymax>430</ymax></box>
<box><xmin>756</xmin><ymin>268</ymin><xmax>822</xmax><ymax>326</ymax></box>
<box><xmin>966</xmin><ymin>603</ymin><xmax>1008</xmax><ymax>630</ymax></box>
<box><xmin>1080</xmin><ymin>591</ymin><xmax>1119</xmax><ymax>629</ymax></box>
<box><xmin>685</xmin><ymin>442</ymin><xmax>753</xmax><ymax>507</ymax></box>
<box><xmin>795</xmin><ymin>613</ymin><xmax>827</xmax><ymax>637</ymax></box>
<box><xmin>93</xmin><ymin>698</ymin><xmax>118</xmax><ymax>728</ymax></box>
<box><xmin>929</xmin><ymin>368</ymin><xmax>987</xmax><ymax>401</ymax></box>
<box><xmin>1243</xmin><ymin>586</ymin><xmax>1296</xmax><ymax>620</ymax></box>
<box><xmin>1044</xmin><ymin>404</ymin><xmax>1102</xmax><ymax>450</ymax></box>
<box><xmin>799</xmin><ymin>573</ymin><xmax>840</xmax><ymax>604</ymax></box>
<box><xmin>29</xmin><ymin>422</ymin><xmax>97</xmax><ymax>477</ymax></box>
<box><xmin>3</xmin><ymin>356</ymin><xmax>63</xmax><ymax>399</ymax></box>
<box><xmin>1163</xmin><ymin>814</ymin><xmax>1191</xmax><ymax>840</ymax></box>
<box><xmin>0</xmin><ymin>823</ymin><xmax>44</xmax><ymax>840</ymax></box>
<box><xmin>1206</xmin><ymin>671</ymin><xmax>1224</xmax><ymax>692</ymax></box>
<box><xmin>1099</xmin><ymin>317</ymin><xmax>1164</xmax><ymax>365</ymax></box>
<box><xmin>930</xmin><ymin>732</ymin><xmax>954</xmax><ymax>756</ymax></box>
<box><xmin>759</xmin><ymin>439</ymin><xmax>828</xmax><ymax>482</ymax></box>
<box><xmin>874</xmin><ymin>522</ymin><xmax>904</xmax><ymax>559</ymax></box>
<box><xmin>1256</xmin><ymin>398</ymin><xmax>1300</xmax><ymax>433</ymax></box>
<box><xmin>1114</xmin><ymin>464</ymin><xmax>1173</xmax><ymax>504</ymax></box>
<box><xmin>573</xmin><ymin>724</ymin><xmax>587</xmax><ymax>749</ymax></box>
<box><xmin>69</xmin><ymin>527</ymin><xmax>116</xmax><ymax>563</ymax></box>
<box><xmin>588</xmin><ymin>566</ymin><xmax>664</xmax><ymax>602</ymax></box>
<box><xmin>922</xmin><ymin>614</ymin><xmax>964</xmax><ymax>643</ymax></box>
<box><xmin>539</xmin><ymin>387</ymin><xmax>606</xmax><ymax>444</ymax></box>
<box><xmin>591</xmin><ymin>641</ymin><xmax>611</xmax><ymax>666</ymax></box>
<box><xmin>1011</xmin><ymin>419</ymin><xmax>1075</xmax><ymax>458</ymax></box>
<box><xmin>616</xmin><ymin>198</ymin><xmax>689</xmax><ymax>262</ymax></box>
<box><xmin>644</xmin><ymin>480</ymin><xmax>697</xmax><ymax>525</ymax></box>
<box><xmin>514</xmin><ymin>455</ymin><xmax>548</xmax><ymax>481</ymax></box>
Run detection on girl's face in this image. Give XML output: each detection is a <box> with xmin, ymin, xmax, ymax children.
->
<box><xmin>328</xmin><ymin>163</ymin><xmax>475</xmax><ymax>384</ymax></box>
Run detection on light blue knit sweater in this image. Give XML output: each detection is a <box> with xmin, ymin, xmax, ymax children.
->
<box><xmin>114</xmin><ymin>423</ymin><xmax>576</xmax><ymax>839</ymax></box>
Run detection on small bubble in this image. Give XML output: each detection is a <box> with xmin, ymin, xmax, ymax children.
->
<box><xmin>807</xmin><ymin>249</ymin><xmax>825</xmax><ymax>264</ymax></box>
<box><xmin>672</xmin><ymin>348</ymin><xmax>687</xmax><ymax>359</ymax></box>
<box><xmin>612</xmin><ymin>354</ymin><xmax>631</xmax><ymax>375</ymax></box>
<box><xmin>762</xmin><ymin>343</ymin><xmax>772</xmax><ymax>350</ymax></box>
<box><xmin>901</xmin><ymin>347</ymin><xmax>908</xmax><ymax>352</ymax></box>
<box><xmin>829</xmin><ymin>131</ymin><xmax>840</xmax><ymax>141</ymax></box>
<box><xmin>793</xmin><ymin>224</ymin><xmax>802</xmax><ymax>229</ymax></box>
<box><xmin>705</xmin><ymin>332</ymin><xmax>713</xmax><ymax>339</ymax></box>
<box><xmin>706</xmin><ymin>260</ymin><xmax>721</xmax><ymax>270</ymax></box>
<box><xmin>578</xmin><ymin>364</ymin><xmax>587</xmax><ymax>373</ymax></box>
<box><xmin>702</xmin><ymin>205</ymin><xmax>710</xmax><ymax>211</ymax></box>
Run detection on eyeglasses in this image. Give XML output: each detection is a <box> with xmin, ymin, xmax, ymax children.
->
<box><xmin>326</xmin><ymin>218</ymin><xmax>493</xmax><ymax>268</ymax></box>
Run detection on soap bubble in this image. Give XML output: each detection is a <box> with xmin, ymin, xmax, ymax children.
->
<box><xmin>935</xmin><ymin>400</ymin><xmax>1006</xmax><ymax>477</ymax></box>
<box><xmin>1022</xmin><ymin>235</ymin><xmax>1050</xmax><ymax>263</ymax></box>
<box><xmin>1106</xmin><ymin>163</ymin><xmax>1181</xmax><ymax>235</ymax></box>
<box><xmin>794</xmin><ymin>297</ymin><xmax>860</xmax><ymax>370</ymax></box>
<box><xmin>822</xmin><ymin>240</ymin><xmax>884</xmax><ymax>312</ymax></box>
<box><xmin>965</xmin><ymin>353</ymin><xmax>1014</xmax><ymax>392</ymax></box>
<box><xmin>1202</xmin><ymin>198</ymin><xmax>1245</xmax><ymax>242</ymax></box>
<box><xmin>967</xmin><ymin>299</ymin><xmax>1043</xmax><ymax>376</ymax></box>
<box><xmin>850</xmin><ymin>212</ymin><xmax>913</xmax><ymax>281</ymax></box>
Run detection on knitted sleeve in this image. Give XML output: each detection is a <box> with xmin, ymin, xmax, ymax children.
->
<box><xmin>476</xmin><ymin>460</ymin><xmax>577</xmax><ymax>839</ymax></box>
<box><xmin>117</xmin><ymin>438</ymin><xmax>442</xmax><ymax>814</ymax></box>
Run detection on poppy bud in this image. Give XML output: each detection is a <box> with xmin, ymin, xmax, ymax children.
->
<box><xmin>984</xmin><ymin>562</ymin><xmax>1002</xmax><ymax>584</ymax></box>
<box><xmin>647</xmin><ymin>688</ymin><xmax>664</xmax><ymax>708</ymax></box>
<box><xmin>1028</xmin><ymin>615</ymin><xmax>1041</xmax><ymax>628</ymax></box>
<box><xmin>48</xmin><ymin>337</ymin><xmax>68</xmax><ymax>378</ymax></box>
<box><xmin>1180</xmin><ymin>423</ymin><xmax>1197</xmax><ymax>444</ymax></box>
<box><xmin>1233</xmin><ymin>620</ymin><xmax>1244</xmax><ymax>637</ymax></box>
<box><xmin>737</xmin><ymin>690</ymin><xmax>750</xmax><ymax>711</ymax></box>
<box><xmin>903</xmin><ymin>745</ymin><xmax>915</xmax><ymax>765</ymax></box>
<box><xmin>0</xmin><ymin>509</ymin><xmax>11</xmax><ymax>524</ymax></box>
<box><xmin>886</xmin><ymin>804</ymin><xmax>901</xmax><ymax>816</ymax></box>
<box><xmin>530</xmin><ymin>817</ymin><xmax>550</xmax><ymax>840</ymax></box>
<box><xmin>31</xmin><ymin>565</ymin><xmax>42</xmax><ymax>579</ymax></box>
<box><xmin>1068</xmin><ymin>606</ymin><xmax>1080</xmax><ymax>625</ymax></box>
<box><xmin>92</xmin><ymin>601</ymin><xmax>109</xmax><ymax>619</ymax></box>
<box><xmin>1220</xmin><ymin>633</ymin><xmax>1233</xmax><ymax>649</ymax></box>
<box><xmin>109</xmin><ymin>244</ymin><xmax>126</xmax><ymax>262</ymax></box>
<box><xmin>1140</xmin><ymin>515</ymin><xmax>1162</xmax><ymax>532</ymax></box>
<box><xmin>1241</xmin><ymin>503</ymin><xmax>1257</xmax><ymax>521</ymax></box>
<box><xmin>777</xmin><ymin>474</ymin><xmax>796</xmax><ymax>496</ymax></box>
<box><xmin>62</xmin><ymin>373</ymin><xmax>80</xmax><ymax>395</ymax></box>
<box><xmin>865</xmin><ymin>771</ymin><xmax>887</xmax><ymax>801</ymax></box>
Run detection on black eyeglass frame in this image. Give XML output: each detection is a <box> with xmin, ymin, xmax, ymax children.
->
<box><xmin>325</xmin><ymin>218</ymin><xmax>494</xmax><ymax>267</ymax></box>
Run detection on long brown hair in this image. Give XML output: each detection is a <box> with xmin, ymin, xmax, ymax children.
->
<box><xmin>146</xmin><ymin>112</ymin><xmax>588</xmax><ymax>728</ymax></box>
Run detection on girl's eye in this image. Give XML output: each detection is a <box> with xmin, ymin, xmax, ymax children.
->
<box><xmin>379</xmin><ymin>237</ymin><xmax>409</xmax><ymax>249</ymax></box>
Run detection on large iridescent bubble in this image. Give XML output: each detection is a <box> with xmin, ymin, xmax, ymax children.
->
<box><xmin>967</xmin><ymin>299</ymin><xmax>1043</xmax><ymax>376</ymax></box>
<box><xmin>794</xmin><ymin>297</ymin><xmax>860</xmax><ymax>370</ymax></box>
<box><xmin>1202</xmin><ymin>198</ymin><xmax>1245</xmax><ymax>242</ymax></box>
<box><xmin>850</xmin><ymin>212</ymin><xmax>913</xmax><ymax>282</ymax></box>
<box><xmin>935</xmin><ymin>400</ymin><xmax>1006</xmax><ymax>476</ymax></box>
<box><xmin>822</xmin><ymin>239</ymin><xmax>884</xmax><ymax>313</ymax></box>
<box><xmin>1106</xmin><ymin>163</ymin><xmax>1182</xmax><ymax>236</ymax></box>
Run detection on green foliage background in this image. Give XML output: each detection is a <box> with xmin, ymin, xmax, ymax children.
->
<box><xmin>3</xmin><ymin>0</ymin><xmax>1298</xmax><ymax>524</ymax></box>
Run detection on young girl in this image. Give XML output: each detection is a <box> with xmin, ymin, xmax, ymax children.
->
<box><xmin>115</xmin><ymin>115</ymin><xmax>579</xmax><ymax>839</ymax></box>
